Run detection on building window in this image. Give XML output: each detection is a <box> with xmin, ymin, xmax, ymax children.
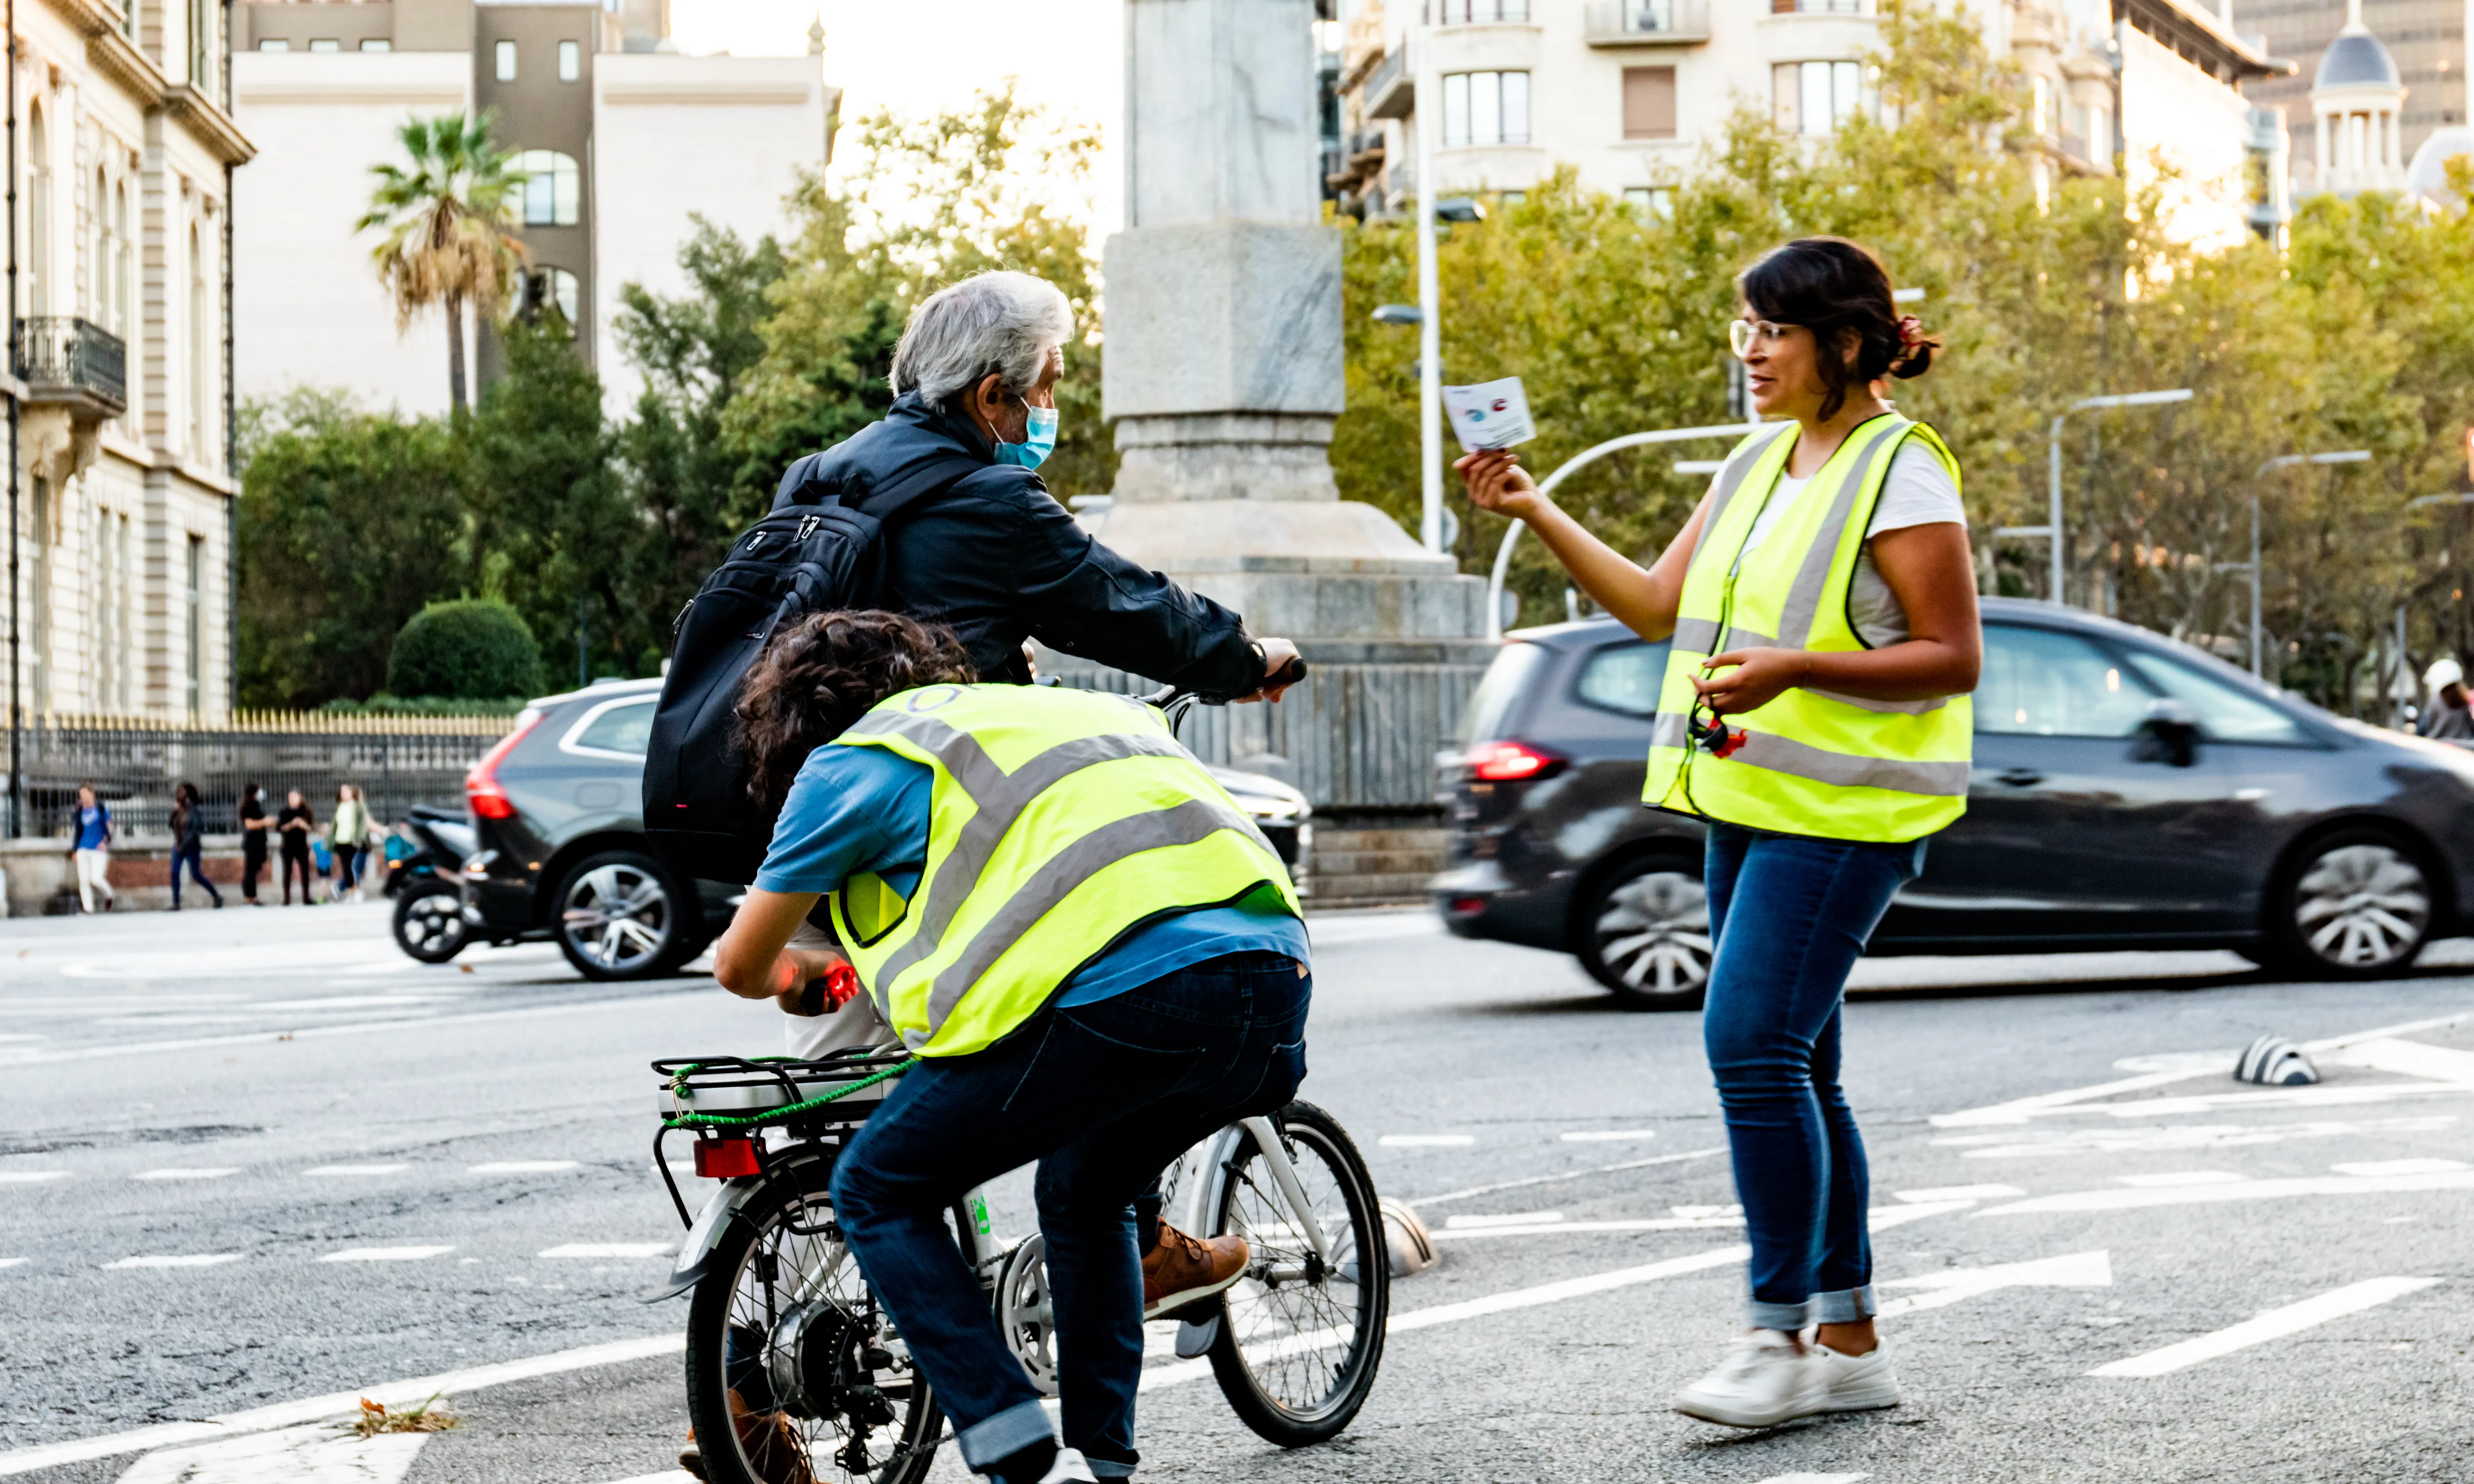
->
<box><xmin>1773</xmin><ymin>60</ymin><xmax>1862</xmax><ymax>135</ymax></box>
<box><xmin>526</xmin><ymin>266</ymin><xmax>581</xmax><ymax>331</ymax></box>
<box><xmin>1623</xmin><ymin>185</ymin><xmax>1676</xmax><ymax>220</ymax></box>
<box><xmin>185</xmin><ymin>535</ymin><xmax>204</xmax><ymax>718</ymax></box>
<box><xmin>189</xmin><ymin>224</ymin><xmax>208</xmax><ymax>454</ymax></box>
<box><xmin>114</xmin><ymin>182</ymin><xmax>131</xmax><ymax>341</ymax></box>
<box><xmin>28</xmin><ymin>477</ymin><xmax>47</xmax><ymax>710</ymax></box>
<box><xmin>518</xmin><ymin>150</ymin><xmax>581</xmax><ymax>226</ymax></box>
<box><xmin>559</xmin><ymin>39</ymin><xmax>580</xmax><ymax>81</ymax></box>
<box><xmin>1442</xmin><ymin>70</ymin><xmax>1531</xmax><ymax>146</ymax></box>
<box><xmin>361</xmin><ymin>38</ymin><xmax>391</xmax><ymax>52</ymax></box>
<box><xmin>495</xmin><ymin>38</ymin><xmax>517</xmax><ymax>81</ymax></box>
<box><xmin>1622</xmin><ymin>66</ymin><xmax>1677</xmax><ymax>140</ymax></box>
<box><xmin>256</xmin><ymin>38</ymin><xmax>289</xmax><ymax>51</ymax></box>
<box><xmin>28</xmin><ymin>107</ymin><xmax>47</xmax><ymax>315</ymax></box>
<box><xmin>308</xmin><ymin>38</ymin><xmax>340</xmax><ymax>51</ymax></box>
<box><xmin>1436</xmin><ymin>0</ymin><xmax>1529</xmax><ymax>20</ymax></box>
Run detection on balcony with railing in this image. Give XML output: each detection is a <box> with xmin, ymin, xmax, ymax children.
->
<box><xmin>15</xmin><ymin>317</ymin><xmax>128</xmax><ymax>419</ymax></box>
<box><xmin>1585</xmin><ymin>0</ymin><xmax>1711</xmax><ymax>44</ymax></box>
<box><xmin>1364</xmin><ymin>47</ymin><xmax>1414</xmax><ymax>119</ymax></box>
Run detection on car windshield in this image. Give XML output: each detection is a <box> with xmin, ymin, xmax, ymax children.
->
<box><xmin>1575</xmin><ymin>641</ymin><xmax>1668</xmax><ymax>718</ymax></box>
<box><xmin>1459</xmin><ymin>641</ymin><xmax>1546</xmax><ymax>745</ymax></box>
<box><xmin>2120</xmin><ymin>652</ymin><xmax>2307</xmax><ymax>743</ymax></box>
<box><xmin>1976</xmin><ymin>625</ymin><xmax>2157</xmax><ymax>737</ymax></box>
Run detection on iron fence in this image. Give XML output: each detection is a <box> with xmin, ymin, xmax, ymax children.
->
<box><xmin>6</xmin><ymin>712</ymin><xmax>509</xmax><ymax>841</ymax></box>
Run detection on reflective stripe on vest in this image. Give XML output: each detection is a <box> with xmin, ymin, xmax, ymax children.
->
<box><xmin>1642</xmin><ymin>415</ymin><xmax>1974</xmax><ymax>843</ymax></box>
<box><xmin>825</xmin><ymin>684</ymin><xmax>1300</xmax><ymax>1057</ymax></box>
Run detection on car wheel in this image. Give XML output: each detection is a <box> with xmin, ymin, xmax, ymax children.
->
<box><xmin>392</xmin><ymin>883</ymin><xmax>469</xmax><ymax>964</ymax></box>
<box><xmin>1577</xmin><ymin>858</ymin><xmax>1713</xmax><ymax>1010</ymax></box>
<box><xmin>2266</xmin><ymin>831</ymin><xmax>2434</xmax><ymax>980</ymax></box>
<box><xmin>551</xmin><ymin>851</ymin><xmax>699</xmax><ymax>981</ymax></box>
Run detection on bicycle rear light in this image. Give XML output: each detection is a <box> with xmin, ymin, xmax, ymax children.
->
<box><xmin>464</xmin><ymin>710</ymin><xmax>544</xmax><ymax>821</ymax></box>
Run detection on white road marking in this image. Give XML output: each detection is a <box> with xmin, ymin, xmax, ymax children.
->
<box><xmin>539</xmin><ymin>1243</ymin><xmax>672</xmax><ymax>1259</ymax></box>
<box><xmin>1140</xmin><ymin>1243</ymin><xmax>1753</xmax><ymax>1392</ymax></box>
<box><xmin>133</xmin><ymin>1168</ymin><xmax>240</xmax><ymax>1182</ymax></box>
<box><xmin>1751</xmin><ymin>1475</ymin><xmax>1871</xmax><ymax>1484</ymax></box>
<box><xmin>1937</xmin><ymin>1115</ymin><xmax>2457</xmax><ymax>1160</ymax></box>
<box><xmin>2331</xmin><ymin>1157</ymin><xmax>2468</xmax><ymax>1176</ymax></box>
<box><xmin>469</xmin><ymin>1160</ymin><xmax>580</xmax><ymax>1175</ymax></box>
<box><xmin>2090</xmin><ymin>1276</ymin><xmax>2442</xmax><ymax>1377</ymax></box>
<box><xmin>593</xmin><ymin>1473</ymin><xmax>696</xmax><ymax>1484</ymax></box>
<box><xmin>1444</xmin><ymin>1212</ymin><xmax>1561</xmax><ymax>1229</ymax></box>
<box><xmin>2324</xmin><ymin>1037</ymin><xmax>2474</xmax><ymax>1082</ymax></box>
<box><xmin>304</xmin><ymin>1165</ymin><xmax>411</xmax><ymax>1177</ymax></box>
<box><xmin>2115</xmin><ymin>1170</ymin><xmax>2244</xmax><ymax>1187</ymax></box>
<box><xmin>0</xmin><ymin>1258</ymin><xmax>25</xmax><ymax>1269</ymax></box>
<box><xmin>0</xmin><ymin>1333</ymin><xmax>686</xmax><ymax>1476</ymax></box>
<box><xmin>112</xmin><ymin>1422</ymin><xmax>430</xmax><ymax>1483</ymax></box>
<box><xmin>0</xmin><ymin>1171</ymin><xmax>67</xmax><ymax>1184</ymax></box>
<box><xmin>1982</xmin><ymin>1169</ymin><xmax>2474</xmax><ymax>1215</ymax></box>
<box><xmin>319</xmin><ymin>1247</ymin><xmax>454</xmax><ymax>1264</ymax></box>
<box><xmin>1379</xmin><ymin>1134</ymin><xmax>1474</xmax><ymax>1148</ymax></box>
<box><xmin>103</xmin><ymin>1255</ymin><xmax>244</xmax><ymax>1270</ymax></box>
<box><xmin>1414</xmin><ymin>1145</ymin><xmax>1728</xmax><ymax>1206</ymax></box>
<box><xmin>1671</xmin><ymin>1204</ymin><xmax>1741</xmax><ymax>1219</ymax></box>
<box><xmin>1561</xmin><ymin>1129</ymin><xmax>1659</xmax><ymax>1142</ymax></box>
<box><xmin>1428</xmin><ymin>1200</ymin><xmax>1977</xmax><ymax>1244</ymax></box>
<box><xmin>1304</xmin><ymin>910</ymin><xmax>1438</xmax><ymax>945</ymax></box>
<box><xmin>1876</xmin><ymin>1250</ymin><xmax>2112</xmax><ymax>1318</ymax></box>
<box><xmin>1895</xmin><ymin>1184</ymin><xmax>2024</xmax><ymax>1202</ymax></box>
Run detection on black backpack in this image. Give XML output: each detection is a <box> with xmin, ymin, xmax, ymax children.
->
<box><xmin>643</xmin><ymin>452</ymin><xmax>984</xmax><ymax>884</ymax></box>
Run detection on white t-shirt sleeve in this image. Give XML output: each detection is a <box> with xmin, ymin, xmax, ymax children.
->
<box><xmin>1864</xmin><ymin>443</ymin><xmax>1966</xmax><ymax>538</ymax></box>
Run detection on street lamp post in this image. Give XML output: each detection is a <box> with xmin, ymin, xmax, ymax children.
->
<box><xmin>1483</xmin><ymin>420</ymin><xmax>1760</xmax><ymax>640</ymax></box>
<box><xmin>2229</xmin><ymin>450</ymin><xmax>2370</xmax><ymax>677</ymax></box>
<box><xmin>1413</xmin><ymin>17</ymin><xmax>1442</xmax><ymax>552</ymax></box>
<box><xmin>2022</xmin><ymin>389</ymin><xmax>2193</xmax><ymax>607</ymax></box>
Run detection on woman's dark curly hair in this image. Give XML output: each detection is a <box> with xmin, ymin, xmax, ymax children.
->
<box><xmin>735</xmin><ymin>610</ymin><xmax>976</xmax><ymax>814</ymax></box>
<box><xmin>1737</xmin><ymin>236</ymin><xmax>1938</xmax><ymax>422</ymax></box>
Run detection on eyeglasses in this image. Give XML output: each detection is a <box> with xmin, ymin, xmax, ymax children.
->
<box><xmin>1727</xmin><ymin>319</ymin><xmax>1801</xmax><ymax>359</ymax></box>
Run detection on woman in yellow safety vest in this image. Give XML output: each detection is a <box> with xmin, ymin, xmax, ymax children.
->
<box><xmin>1458</xmin><ymin>237</ymin><xmax>1981</xmax><ymax>1430</ymax></box>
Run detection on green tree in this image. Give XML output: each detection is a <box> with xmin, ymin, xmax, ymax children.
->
<box><xmin>236</xmin><ymin>391</ymin><xmax>467</xmax><ymax>708</ymax></box>
<box><xmin>386</xmin><ymin>598</ymin><xmax>543</xmax><ymax>699</ymax></box>
<box><xmin>360</xmin><ymin>112</ymin><xmax>530</xmax><ymax>414</ymax></box>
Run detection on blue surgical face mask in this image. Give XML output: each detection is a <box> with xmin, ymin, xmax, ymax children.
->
<box><xmin>994</xmin><ymin>403</ymin><xmax>1059</xmax><ymax>469</ymax></box>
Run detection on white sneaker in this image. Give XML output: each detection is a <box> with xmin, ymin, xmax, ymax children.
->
<box><xmin>1036</xmin><ymin>1448</ymin><xmax>1099</xmax><ymax>1484</ymax></box>
<box><xmin>1672</xmin><ymin>1330</ymin><xmax>1828</xmax><ymax>1429</ymax></box>
<box><xmin>1815</xmin><ymin>1338</ymin><xmax>1901</xmax><ymax>1412</ymax></box>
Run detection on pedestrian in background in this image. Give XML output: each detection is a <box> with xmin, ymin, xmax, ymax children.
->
<box><xmin>1458</xmin><ymin>236</ymin><xmax>1980</xmax><ymax>1429</ymax></box>
<box><xmin>69</xmin><ymin>782</ymin><xmax>115</xmax><ymax>914</ymax></box>
<box><xmin>238</xmin><ymin>783</ymin><xmax>269</xmax><ymax>905</ymax></box>
<box><xmin>277</xmin><ymin>789</ymin><xmax>316</xmax><ymax>906</ymax></box>
<box><xmin>168</xmin><ymin>782</ymin><xmax>224</xmax><ymax>911</ymax></box>
<box><xmin>332</xmin><ymin>784</ymin><xmax>370</xmax><ymax>903</ymax></box>
<box><xmin>2419</xmin><ymin>657</ymin><xmax>2472</xmax><ymax>740</ymax></box>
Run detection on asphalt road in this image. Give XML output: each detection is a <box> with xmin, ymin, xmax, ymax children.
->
<box><xmin>4</xmin><ymin>900</ymin><xmax>2473</xmax><ymax>1483</ymax></box>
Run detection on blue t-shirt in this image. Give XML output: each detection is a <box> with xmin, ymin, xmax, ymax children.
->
<box><xmin>75</xmin><ymin>803</ymin><xmax>111</xmax><ymax>851</ymax></box>
<box><xmin>754</xmin><ymin>744</ymin><xmax>1310</xmax><ymax>1006</ymax></box>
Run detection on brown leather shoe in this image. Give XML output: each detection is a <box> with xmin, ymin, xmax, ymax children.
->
<box><xmin>1142</xmin><ymin>1221</ymin><xmax>1250</xmax><ymax>1319</ymax></box>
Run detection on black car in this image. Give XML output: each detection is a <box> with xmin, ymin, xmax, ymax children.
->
<box><xmin>453</xmin><ymin>679</ymin><xmax>1316</xmax><ymax>981</ymax></box>
<box><xmin>1432</xmin><ymin>598</ymin><xmax>2474</xmax><ymax>1007</ymax></box>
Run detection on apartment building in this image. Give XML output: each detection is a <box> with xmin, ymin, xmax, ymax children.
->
<box><xmin>231</xmin><ymin>0</ymin><xmax>837</xmax><ymax>417</ymax></box>
<box><xmin>8</xmin><ymin>0</ymin><xmax>255</xmax><ymax>724</ymax></box>
<box><xmin>1326</xmin><ymin>0</ymin><xmax>2287</xmax><ymax>245</ymax></box>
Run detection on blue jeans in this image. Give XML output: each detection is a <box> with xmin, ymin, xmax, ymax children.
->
<box><xmin>170</xmin><ymin>841</ymin><xmax>221</xmax><ymax>908</ymax></box>
<box><xmin>830</xmin><ymin>952</ymin><xmax>1311</xmax><ymax>1478</ymax></box>
<box><xmin>1703</xmin><ymin>822</ymin><xmax>1925</xmax><ymax>1330</ymax></box>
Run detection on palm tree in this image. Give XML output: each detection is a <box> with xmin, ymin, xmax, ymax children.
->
<box><xmin>359</xmin><ymin>113</ymin><xmax>530</xmax><ymax>414</ymax></box>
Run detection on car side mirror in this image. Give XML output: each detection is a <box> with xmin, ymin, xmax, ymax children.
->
<box><xmin>2130</xmin><ymin>700</ymin><xmax>2201</xmax><ymax>767</ymax></box>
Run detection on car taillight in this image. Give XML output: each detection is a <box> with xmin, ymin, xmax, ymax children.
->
<box><xmin>465</xmin><ymin>710</ymin><xmax>544</xmax><ymax>821</ymax></box>
<box><xmin>1466</xmin><ymin>740</ymin><xmax>1564</xmax><ymax>781</ymax></box>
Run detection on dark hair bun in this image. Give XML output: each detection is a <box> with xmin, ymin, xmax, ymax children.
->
<box><xmin>1736</xmin><ymin>236</ymin><xmax>1932</xmax><ymax>417</ymax></box>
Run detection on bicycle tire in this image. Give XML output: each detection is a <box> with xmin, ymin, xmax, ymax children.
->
<box><xmin>683</xmin><ymin>1169</ymin><xmax>950</xmax><ymax>1484</ymax></box>
<box><xmin>1205</xmin><ymin>1100</ymin><xmax>1389</xmax><ymax>1446</ymax></box>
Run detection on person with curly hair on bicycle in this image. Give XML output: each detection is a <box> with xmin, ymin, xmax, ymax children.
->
<box><xmin>709</xmin><ymin>609</ymin><xmax>1313</xmax><ymax>1484</ymax></box>
<box><xmin>1459</xmin><ymin>237</ymin><xmax>1980</xmax><ymax>1429</ymax></box>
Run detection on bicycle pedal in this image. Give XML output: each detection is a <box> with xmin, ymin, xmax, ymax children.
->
<box><xmin>1173</xmin><ymin>1314</ymin><xmax>1220</xmax><ymax>1358</ymax></box>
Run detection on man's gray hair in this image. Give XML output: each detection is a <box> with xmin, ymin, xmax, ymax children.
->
<box><xmin>890</xmin><ymin>270</ymin><xmax>1075</xmax><ymax>407</ymax></box>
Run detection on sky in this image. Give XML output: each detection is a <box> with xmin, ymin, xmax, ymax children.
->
<box><xmin>671</xmin><ymin>0</ymin><xmax>1128</xmax><ymax>232</ymax></box>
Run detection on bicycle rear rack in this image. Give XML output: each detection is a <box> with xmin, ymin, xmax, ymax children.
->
<box><xmin>649</xmin><ymin>1048</ymin><xmax>915</xmax><ymax>1225</ymax></box>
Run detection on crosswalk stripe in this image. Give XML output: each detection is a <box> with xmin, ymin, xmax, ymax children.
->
<box><xmin>103</xmin><ymin>1255</ymin><xmax>243</xmax><ymax>1270</ymax></box>
<box><xmin>319</xmin><ymin>1247</ymin><xmax>455</xmax><ymax>1264</ymax></box>
<box><xmin>2090</xmin><ymin>1276</ymin><xmax>2441</xmax><ymax>1377</ymax></box>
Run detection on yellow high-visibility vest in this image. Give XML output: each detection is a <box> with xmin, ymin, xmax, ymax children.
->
<box><xmin>1641</xmin><ymin>414</ymin><xmax>1972</xmax><ymax>843</ymax></box>
<box><xmin>826</xmin><ymin>683</ymin><xmax>1301</xmax><ymax>1057</ymax></box>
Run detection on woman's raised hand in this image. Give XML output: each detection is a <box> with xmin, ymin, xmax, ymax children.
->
<box><xmin>1454</xmin><ymin>449</ymin><xmax>1544</xmax><ymax>521</ymax></box>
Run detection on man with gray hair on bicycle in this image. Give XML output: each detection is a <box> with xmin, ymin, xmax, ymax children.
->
<box><xmin>712</xmin><ymin>609</ymin><xmax>1313</xmax><ymax>1484</ymax></box>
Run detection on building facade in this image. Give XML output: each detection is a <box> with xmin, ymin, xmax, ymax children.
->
<box><xmin>231</xmin><ymin>0</ymin><xmax>836</xmax><ymax>417</ymax></box>
<box><xmin>2244</xmin><ymin>0</ymin><xmax>2468</xmax><ymax>194</ymax></box>
<box><xmin>1325</xmin><ymin>0</ymin><xmax>2285</xmax><ymax>246</ymax></box>
<box><xmin>8</xmin><ymin>0</ymin><xmax>254</xmax><ymax>726</ymax></box>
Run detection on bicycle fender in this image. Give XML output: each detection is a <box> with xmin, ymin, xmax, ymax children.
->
<box><xmin>644</xmin><ymin>1149</ymin><xmax>834</xmax><ymax>1303</ymax></box>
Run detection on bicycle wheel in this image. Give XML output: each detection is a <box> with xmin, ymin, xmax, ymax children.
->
<box><xmin>1205</xmin><ymin>1100</ymin><xmax>1389</xmax><ymax>1446</ymax></box>
<box><xmin>684</xmin><ymin>1171</ymin><xmax>947</xmax><ymax>1484</ymax></box>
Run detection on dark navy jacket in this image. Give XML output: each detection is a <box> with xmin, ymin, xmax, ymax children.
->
<box><xmin>771</xmin><ymin>392</ymin><xmax>1262</xmax><ymax>697</ymax></box>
